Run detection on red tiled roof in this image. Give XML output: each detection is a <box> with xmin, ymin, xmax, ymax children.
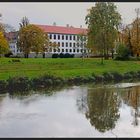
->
<box><xmin>35</xmin><ymin>24</ymin><xmax>87</xmax><ymax>35</ymax></box>
<box><xmin>5</xmin><ymin>32</ymin><xmax>18</xmax><ymax>41</ymax></box>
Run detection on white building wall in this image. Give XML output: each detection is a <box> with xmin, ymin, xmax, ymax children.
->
<box><xmin>8</xmin><ymin>32</ymin><xmax>90</xmax><ymax>58</ymax></box>
<box><xmin>47</xmin><ymin>33</ymin><xmax>89</xmax><ymax>57</ymax></box>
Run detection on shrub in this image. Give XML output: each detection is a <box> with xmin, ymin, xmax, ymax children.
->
<box><xmin>7</xmin><ymin>77</ymin><xmax>31</xmax><ymax>92</ymax></box>
<box><xmin>110</xmin><ymin>72</ymin><xmax>123</xmax><ymax>82</ymax></box>
<box><xmin>94</xmin><ymin>75</ymin><xmax>104</xmax><ymax>83</ymax></box>
<box><xmin>4</xmin><ymin>52</ymin><xmax>13</xmax><ymax>57</ymax></box>
<box><xmin>115</xmin><ymin>43</ymin><xmax>130</xmax><ymax>60</ymax></box>
<box><xmin>52</xmin><ymin>53</ymin><xmax>59</xmax><ymax>58</ymax></box>
<box><xmin>103</xmin><ymin>72</ymin><xmax>114</xmax><ymax>82</ymax></box>
<box><xmin>59</xmin><ymin>53</ymin><xmax>64</xmax><ymax>58</ymax></box>
<box><xmin>0</xmin><ymin>80</ymin><xmax>8</xmax><ymax>93</ymax></box>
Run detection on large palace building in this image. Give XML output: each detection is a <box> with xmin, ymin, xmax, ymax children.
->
<box><xmin>6</xmin><ymin>24</ymin><xmax>90</xmax><ymax>58</ymax></box>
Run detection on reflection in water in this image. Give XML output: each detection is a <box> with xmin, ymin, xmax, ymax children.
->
<box><xmin>85</xmin><ymin>87</ymin><xmax>120</xmax><ymax>133</ymax></box>
<box><xmin>0</xmin><ymin>83</ymin><xmax>140</xmax><ymax>137</ymax></box>
<box><xmin>120</xmin><ymin>86</ymin><xmax>140</xmax><ymax>127</ymax></box>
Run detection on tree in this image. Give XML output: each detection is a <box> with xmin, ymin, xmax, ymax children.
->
<box><xmin>76</xmin><ymin>33</ymin><xmax>87</xmax><ymax>60</ymax></box>
<box><xmin>18</xmin><ymin>24</ymin><xmax>49</xmax><ymax>58</ymax></box>
<box><xmin>0</xmin><ymin>14</ymin><xmax>4</xmax><ymax>33</ymax></box>
<box><xmin>115</xmin><ymin>42</ymin><xmax>130</xmax><ymax>60</ymax></box>
<box><xmin>131</xmin><ymin>17</ymin><xmax>140</xmax><ymax>57</ymax></box>
<box><xmin>19</xmin><ymin>16</ymin><xmax>29</xmax><ymax>28</ymax></box>
<box><xmin>0</xmin><ymin>32</ymin><xmax>9</xmax><ymax>57</ymax></box>
<box><xmin>85</xmin><ymin>2</ymin><xmax>121</xmax><ymax>64</ymax></box>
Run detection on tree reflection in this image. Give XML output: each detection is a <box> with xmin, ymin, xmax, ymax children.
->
<box><xmin>85</xmin><ymin>87</ymin><xmax>120</xmax><ymax>133</ymax></box>
<box><xmin>121</xmin><ymin>86</ymin><xmax>140</xmax><ymax>126</ymax></box>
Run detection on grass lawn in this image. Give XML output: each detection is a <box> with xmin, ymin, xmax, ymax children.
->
<box><xmin>0</xmin><ymin>58</ymin><xmax>140</xmax><ymax>80</ymax></box>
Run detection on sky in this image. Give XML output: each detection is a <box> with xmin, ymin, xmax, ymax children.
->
<box><xmin>0</xmin><ymin>2</ymin><xmax>140</xmax><ymax>31</ymax></box>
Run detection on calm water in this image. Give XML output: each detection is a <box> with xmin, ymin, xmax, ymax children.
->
<box><xmin>0</xmin><ymin>82</ymin><xmax>140</xmax><ymax>137</ymax></box>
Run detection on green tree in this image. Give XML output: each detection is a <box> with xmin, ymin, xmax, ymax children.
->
<box><xmin>115</xmin><ymin>42</ymin><xmax>130</xmax><ymax>60</ymax></box>
<box><xmin>85</xmin><ymin>2</ymin><xmax>121</xmax><ymax>64</ymax></box>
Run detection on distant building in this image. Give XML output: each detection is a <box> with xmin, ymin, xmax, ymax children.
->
<box><xmin>5</xmin><ymin>24</ymin><xmax>90</xmax><ymax>58</ymax></box>
<box><xmin>5</xmin><ymin>31</ymin><xmax>20</xmax><ymax>55</ymax></box>
<box><xmin>36</xmin><ymin>24</ymin><xmax>90</xmax><ymax>57</ymax></box>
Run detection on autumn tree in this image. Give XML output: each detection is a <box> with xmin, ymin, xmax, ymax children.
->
<box><xmin>18</xmin><ymin>24</ymin><xmax>49</xmax><ymax>58</ymax></box>
<box><xmin>0</xmin><ymin>32</ymin><xmax>9</xmax><ymax>57</ymax></box>
<box><xmin>131</xmin><ymin>9</ymin><xmax>140</xmax><ymax>57</ymax></box>
<box><xmin>85</xmin><ymin>2</ymin><xmax>121</xmax><ymax>64</ymax></box>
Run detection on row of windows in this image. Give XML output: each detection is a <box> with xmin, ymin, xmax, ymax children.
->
<box><xmin>50</xmin><ymin>42</ymin><xmax>86</xmax><ymax>47</ymax></box>
<box><xmin>49</xmin><ymin>34</ymin><xmax>87</xmax><ymax>41</ymax></box>
<box><xmin>48</xmin><ymin>48</ymin><xmax>89</xmax><ymax>53</ymax></box>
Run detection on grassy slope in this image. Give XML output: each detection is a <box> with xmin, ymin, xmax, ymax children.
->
<box><xmin>0</xmin><ymin>58</ymin><xmax>140</xmax><ymax>80</ymax></box>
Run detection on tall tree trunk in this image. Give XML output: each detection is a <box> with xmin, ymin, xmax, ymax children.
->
<box><xmin>43</xmin><ymin>53</ymin><xmax>45</xmax><ymax>58</ymax></box>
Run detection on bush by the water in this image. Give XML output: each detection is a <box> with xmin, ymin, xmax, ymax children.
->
<box><xmin>1</xmin><ymin>70</ymin><xmax>140</xmax><ymax>93</ymax></box>
<box><xmin>7</xmin><ymin>77</ymin><xmax>31</xmax><ymax>92</ymax></box>
<box><xmin>0</xmin><ymin>80</ymin><xmax>8</xmax><ymax>93</ymax></box>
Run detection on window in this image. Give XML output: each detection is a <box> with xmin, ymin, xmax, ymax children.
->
<box><xmin>66</xmin><ymin>49</ymin><xmax>68</xmax><ymax>52</ymax></box>
<box><xmin>62</xmin><ymin>49</ymin><xmax>64</xmax><ymax>52</ymax></box>
<box><xmin>62</xmin><ymin>42</ymin><xmax>64</xmax><ymax>47</ymax></box>
<box><xmin>73</xmin><ymin>36</ymin><xmax>75</xmax><ymax>40</ymax></box>
<box><xmin>66</xmin><ymin>42</ymin><xmax>68</xmax><ymax>47</ymax></box>
<box><xmin>77</xmin><ymin>49</ymin><xmax>79</xmax><ymax>53</ymax></box>
<box><xmin>49</xmin><ymin>48</ymin><xmax>52</xmax><ymax>52</ymax></box>
<box><xmin>49</xmin><ymin>34</ymin><xmax>52</xmax><ymax>39</ymax></box>
<box><xmin>73</xmin><ymin>49</ymin><xmax>75</xmax><ymax>52</ymax></box>
<box><xmin>54</xmin><ymin>34</ymin><xmax>56</xmax><ymax>39</ymax></box>
<box><xmin>77</xmin><ymin>43</ymin><xmax>79</xmax><ymax>47</ymax></box>
<box><xmin>73</xmin><ymin>43</ymin><xmax>75</xmax><ymax>47</ymax></box>
<box><xmin>58</xmin><ymin>35</ymin><xmax>60</xmax><ymax>40</ymax></box>
<box><xmin>84</xmin><ymin>43</ymin><xmax>86</xmax><ymax>47</ymax></box>
<box><xmin>62</xmin><ymin>35</ymin><xmax>64</xmax><ymax>40</ymax></box>
<box><xmin>70</xmin><ymin>42</ymin><xmax>72</xmax><ymax>47</ymax></box>
<box><xmin>54</xmin><ymin>49</ymin><xmax>56</xmax><ymax>52</ymax></box>
<box><xmin>66</xmin><ymin>35</ymin><xmax>68</xmax><ymax>40</ymax></box>
<box><xmin>58</xmin><ymin>42</ymin><xmax>60</xmax><ymax>47</ymax></box>
<box><xmin>70</xmin><ymin>49</ymin><xmax>72</xmax><ymax>52</ymax></box>
<box><xmin>81</xmin><ymin>49</ymin><xmax>83</xmax><ymax>53</ymax></box>
<box><xmin>70</xmin><ymin>35</ymin><xmax>72</xmax><ymax>40</ymax></box>
<box><xmin>58</xmin><ymin>49</ymin><xmax>60</xmax><ymax>52</ymax></box>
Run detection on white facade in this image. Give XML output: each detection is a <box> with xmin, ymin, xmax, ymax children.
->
<box><xmin>7</xmin><ymin>25</ymin><xmax>91</xmax><ymax>58</ymax></box>
<box><xmin>47</xmin><ymin>33</ymin><xmax>90</xmax><ymax>57</ymax></box>
<box><xmin>9</xmin><ymin>41</ymin><xmax>20</xmax><ymax>55</ymax></box>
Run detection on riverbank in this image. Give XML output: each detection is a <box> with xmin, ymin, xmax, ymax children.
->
<box><xmin>1</xmin><ymin>58</ymin><xmax>140</xmax><ymax>80</ymax></box>
<box><xmin>1</xmin><ymin>58</ymin><xmax>140</xmax><ymax>93</ymax></box>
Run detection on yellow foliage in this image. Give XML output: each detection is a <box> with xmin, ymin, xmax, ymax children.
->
<box><xmin>0</xmin><ymin>31</ymin><xmax>9</xmax><ymax>56</ymax></box>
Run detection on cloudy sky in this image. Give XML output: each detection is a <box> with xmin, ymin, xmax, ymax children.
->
<box><xmin>0</xmin><ymin>2</ymin><xmax>140</xmax><ymax>30</ymax></box>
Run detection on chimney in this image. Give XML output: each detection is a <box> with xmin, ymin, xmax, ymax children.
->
<box><xmin>66</xmin><ymin>24</ymin><xmax>69</xmax><ymax>27</ymax></box>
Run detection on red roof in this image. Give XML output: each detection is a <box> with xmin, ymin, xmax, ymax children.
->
<box><xmin>35</xmin><ymin>24</ymin><xmax>87</xmax><ymax>35</ymax></box>
<box><xmin>5</xmin><ymin>32</ymin><xmax>18</xmax><ymax>41</ymax></box>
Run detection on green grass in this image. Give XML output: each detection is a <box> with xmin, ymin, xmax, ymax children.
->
<box><xmin>0</xmin><ymin>57</ymin><xmax>140</xmax><ymax>80</ymax></box>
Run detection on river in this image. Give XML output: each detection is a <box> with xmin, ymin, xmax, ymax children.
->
<box><xmin>0</xmin><ymin>82</ymin><xmax>140</xmax><ymax>137</ymax></box>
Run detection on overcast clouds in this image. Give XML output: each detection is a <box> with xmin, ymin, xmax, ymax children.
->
<box><xmin>0</xmin><ymin>2</ymin><xmax>140</xmax><ymax>30</ymax></box>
